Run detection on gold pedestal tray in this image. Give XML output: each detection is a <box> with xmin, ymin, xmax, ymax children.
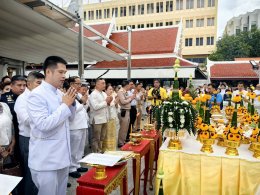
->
<box><xmin>130</xmin><ymin>133</ymin><xmax>142</xmax><ymax>145</ymax></box>
<box><xmin>225</xmin><ymin>140</ymin><xmax>240</xmax><ymax>156</ymax></box>
<box><xmin>143</xmin><ymin>124</ymin><xmax>154</xmax><ymax>132</ymax></box>
<box><xmin>241</xmin><ymin>137</ymin><xmax>250</xmax><ymax>144</ymax></box>
<box><xmin>168</xmin><ymin>138</ymin><xmax>182</xmax><ymax>150</ymax></box>
<box><xmin>252</xmin><ymin>142</ymin><xmax>260</xmax><ymax>159</ymax></box>
<box><xmin>200</xmin><ymin>138</ymin><xmax>215</xmax><ymax>153</ymax></box>
<box><xmin>249</xmin><ymin>143</ymin><xmax>255</xmax><ymax>151</ymax></box>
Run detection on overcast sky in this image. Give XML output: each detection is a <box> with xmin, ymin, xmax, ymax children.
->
<box><xmin>50</xmin><ymin>0</ymin><xmax>260</xmax><ymax>37</ymax></box>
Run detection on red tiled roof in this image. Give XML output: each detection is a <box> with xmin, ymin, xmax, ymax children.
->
<box><xmin>71</xmin><ymin>23</ymin><xmax>110</xmax><ymax>37</ymax></box>
<box><xmin>93</xmin><ymin>57</ymin><xmax>195</xmax><ymax>69</ymax></box>
<box><xmin>210</xmin><ymin>63</ymin><xmax>258</xmax><ymax>79</ymax></box>
<box><xmin>107</xmin><ymin>28</ymin><xmax>179</xmax><ymax>55</ymax></box>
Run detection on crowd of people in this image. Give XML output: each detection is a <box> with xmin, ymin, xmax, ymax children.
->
<box><xmin>0</xmin><ymin>55</ymin><xmax>259</xmax><ymax>195</ymax></box>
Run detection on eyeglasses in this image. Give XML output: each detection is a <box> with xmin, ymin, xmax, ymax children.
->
<box><xmin>73</xmin><ymin>83</ymin><xmax>82</xmax><ymax>86</ymax></box>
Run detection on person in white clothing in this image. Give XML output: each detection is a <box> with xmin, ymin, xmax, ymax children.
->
<box><xmin>89</xmin><ymin>79</ymin><xmax>112</xmax><ymax>153</ymax></box>
<box><xmin>67</xmin><ymin>76</ymin><xmax>89</xmax><ymax>178</ymax></box>
<box><xmin>27</xmin><ymin>56</ymin><xmax>77</xmax><ymax>195</ymax></box>
<box><xmin>254</xmin><ymin>84</ymin><xmax>260</xmax><ymax>113</ymax></box>
<box><xmin>14</xmin><ymin>71</ymin><xmax>44</xmax><ymax>195</ymax></box>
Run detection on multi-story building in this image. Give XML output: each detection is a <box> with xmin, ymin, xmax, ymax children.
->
<box><xmin>224</xmin><ymin>9</ymin><xmax>260</xmax><ymax>36</ymax></box>
<box><xmin>83</xmin><ymin>0</ymin><xmax>218</xmax><ymax>64</ymax></box>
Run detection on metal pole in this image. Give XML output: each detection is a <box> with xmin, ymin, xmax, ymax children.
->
<box><xmin>127</xmin><ymin>26</ymin><xmax>132</xmax><ymax>80</ymax></box>
<box><xmin>78</xmin><ymin>0</ymin><xmax>84</xmax><ymax>79</ymax></box>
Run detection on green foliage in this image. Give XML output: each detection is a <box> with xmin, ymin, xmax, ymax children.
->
<box><xmin>209</xmin><ymin>29</ymin><xmax>260</xmax><ymax>61</ymax></box>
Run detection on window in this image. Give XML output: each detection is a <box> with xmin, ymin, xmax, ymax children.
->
<box><xmin>186</xmin><ymin>19</ymin><xmax>193</xmax><ymax>28</ymax></box>
<box><xmin>120</xmin><ymin>6</ymin><xmax>126</xmax><ymax>17</ymax></box>
<box><xmin>96</xmin><ymin>9</ymin><xmax>102</xmax><ymax>19</ymax></box>
<box><xmin>156</xmin><ymin>2</ymin><xmax>163</xmax><ymax>13</ymax></box>
<box><xmin>156</xmin><ymin>22</ymin><xmax>163</xmax><ymax>27</ymax></box>
<box><xmin>196</xmin><ymin>37</ymin><xmax>203</xmax><ymax>46</ymax></box>
<box><xmin>137</xmin><ymin>24</ymin><xmax>144</xmax><ymax>29</ymax></box>
<box><xmin>206</xmin><ymin>36</ymin><xmax>214</xmax><ymax>45</ymax></box>
<box><xmin>88</xmin><ymin>11</ymin><xmax>94</xmax><ymax>20</ymax></box>
<box><xmin>196</xmin><ymin>18</ymin><xmax>204</xmax><ymax>27</ymax></box>
<box><xmin>147</xmin><ymin>23</ymin><xmax>154</xmax><ymax>28</ymax></box>
<box><xmin>251</xmin><ymin>21</ymin><xmax>257</xmax><ymax>29</ymax></box>
<box><xmin>129</xmin><ymin>5</ymin><xmax>136</xmax><ymax>16</ymax></box>
<box><xmin>208</xmin><ymin>0</ymin><xmax>215</xmax><ymax>7</ymax></box>
<box><xmin>186</xmin><ymin>0</ymin><xmax>194</xmax><ymax>9</ymax></box>
<box><xmin>120</xmin><ymin>26</ymin><xmax>127</xmax><ymax>30</ymax></box>
<box><xmin>112</xmin><ymin>7</ymin><xmax>118</xmax><ymax>17</ymax></box>
<box><xmin>131</xmin><ymin>25</ymin><xmax>135</xmax><ymax>29</ymax></box>
<box><xmin>166</xmin><ymin>1</ymin><xmax>173</xmax><ymax>12</ymax></box>
<box><xmin>166</xmin><ymin>21</ymin><xmax>173</xmax><ymax>26</ymax></box>
<box><xmin>235</xmin><ymin>28</ymin><xmax>241</xmax><ymax>34</ymax></box>
<box><xmin>83</xmin><ymin>11</ymin><xmax>86</xmax><ymax>20</ymax></box>
<box><xmin>176</xmin><ymin>20</ymin><xmax>180</xmax><ymax>24</ymax></box>
<box><xmin>185</xmin><ymin>38</ymin><xmax>193</xmax><ymax>46</ymax></box>
<box><xmin>243</xmin><ymin>26</ymin><xmax>248</xmax><ymax>32</ymax></box>
<box><xmin>104</xmin><ymin>9</ymin><xmax>110</xmax><ymax>19</ymax></box>
<box><xmin>147</xmin><ymin>3</ymin><xmax>154</xmax><ymax>14</ymax></box>
<box><xmin>176</xmin><ymin>0</ymin><xmax>183</xmax><ymax>10</ymax></box>
<box><xmin>138</xmin><ymin>4</ymin><xmax>144</xmax><ymax>15</ymax></box>
<box><xmin>197</xmin><ymin>0</ymin><xmax>204</xmax><ymax>8</ymax></box>
<box><xmin>207</xmin><ymin>17</ymin><xmax>214</xmax><ymax>26</ymax></box>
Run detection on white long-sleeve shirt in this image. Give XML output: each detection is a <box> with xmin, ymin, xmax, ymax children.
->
<box><xmin>0</xmin><ymin>102</ymin><xmax>13</xmax><ymax>145</ymax></box>
<box><xmin>27</xmin><ymin>81</ymin><xmax>75</xmax><ymax>171</ymax></box>
<box><xmin>69</xmin><ymin>93</ymin><xmax>89</xmax><ymax>130</ymax></box>
<box><xmin>89</xmin><ymin>89</ymin><xmax>109</xmax><ymax>124</ymax></box>
<box><xmin>14</xmin><ymin>88</ymin><xmax>31</xmax><ymax>137</ymax></box>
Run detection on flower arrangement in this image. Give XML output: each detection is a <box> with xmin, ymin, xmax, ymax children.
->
<box><xmin>247</xmin><ymin>92</ymin><xmax>256</xmax><ymax>115</ymax></box>
<box><xmin>155</xmin><ymin>59</ymin><xmax>197</xmax><ymax>136</ymax></box>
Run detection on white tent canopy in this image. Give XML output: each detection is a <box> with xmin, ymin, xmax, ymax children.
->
<box><xmin>0</xmin><ymin>0</ymin><xmax>124</xmax><ymax>64</ymax></box>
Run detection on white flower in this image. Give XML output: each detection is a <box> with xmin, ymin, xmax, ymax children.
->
<box><xmin>180</xmin><ymin>119</ymin><xmax>185</xmax><ymax>124</ymax></box>
<box><xmin>169</xmin><ymin>124</ymin><xmax>173</xmax><ymax>128</ymax></box>
<box><xmin>168</xmin><ymin>117</ymin><xmax>173</xmax><ymax>123</ymax></box>
<box><xmin>182</xmin><ymin>101</ymin><xmax>188</xmax><ymax>105</ymax></box>
<box><xmin>168</xmin><ymin>112</ymin><xmax>173</xmax><ymax>115</ymax></box>
<box><xmin>174</xmin><ymin>68</ymin><xmax>180</xmax><ymax>72</ymax></box>
<box><xmin>180</xmin><ymin>115</ymin><xmax>185</xmax><ymax>119</ymax></box>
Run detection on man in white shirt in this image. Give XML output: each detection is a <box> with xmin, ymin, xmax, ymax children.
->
<box><xmin>14</xmin><ymin>71</ymin><xmax>44</xmax><ymax>195</ymax></box>
<box><xmin>67</xmin><ymin>76</ymin><xmax>89</xmax><ymax>178</ymax></box>
<box><xmin>27</xmin><ymin>56</ymin><xmax>77</xmax><ymax>195</ymax></box>
<box><xmin>89</xmin><ymin>79</ymin><xmax>112</xmax><ymax>153</ymax></box>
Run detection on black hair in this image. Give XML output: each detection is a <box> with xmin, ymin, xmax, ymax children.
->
<box><xmin>68</xmin><ymin>76</ymin><xmax>80</xmax><ymax>84</ymax></box>
<box><xmin>43</xmin><ymin>56</ymin><xmax>67</xmax><ymax>74</ymax></box>
<box><xmin>11</xmin><ymin>75</ymin><xmax>26</xmax><ymax>84</ymax></box>
<box><xmin>95</xmin><ymin>78</ymin><xmax>105</xmax><ymax>84</ymax></box>
<box><xmin>63</xmin><ymin>79</ymin><xmax>70</xmax><ymax>91</ymax></box>
<box><xmin>237</xmin><ymin>82</ymin><xmax>244</xmax><ymax>86</ymax></box>
<box><xmin>105</xmin><ymin>83</ymin><xmax>112</xmax><ymax>90</ymax></box>
<box><xmin>122</xmin><ymin>80</ymin><xmax>129</xmax><ymax>87</ymax></box>
<box><xmin>208</xmin><ymin>83</ymin><xmax>216</xmax><ymax>89</ymax></box>
<box><xmin>1</xmin><ymin>76</ymin><xmax>10</xmax><ymax>83</ymax></box>
<box><xmin>136</xmin><ymin>82</ymin><xmax>143</xmax><ymax>86</ymax></box>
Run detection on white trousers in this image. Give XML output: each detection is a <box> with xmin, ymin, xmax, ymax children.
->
<box><xmin>30</xmin><ymin>167</ymin><xmax>69</xmax><ymax>195</ymax></box>
<box><xmin>69</xmin><ymin>128</ymin><xmax>87</xmax><ymax>173</ymax></box>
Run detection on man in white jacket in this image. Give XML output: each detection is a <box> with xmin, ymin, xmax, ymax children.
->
<box><xmin>89</xmin><ymin>79</ymin><xmax>112</xmax><ymax>153</ymax></box>
<box><xmin>68</xmin><ymin>76</ymin><xmax>89</xmax><ymax>178</ymax></box>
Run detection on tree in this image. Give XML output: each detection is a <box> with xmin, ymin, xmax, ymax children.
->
<box><xmin>208</xmin><ymin>29</ymin><xmax>260</xmax><ymax>61</ymax></box>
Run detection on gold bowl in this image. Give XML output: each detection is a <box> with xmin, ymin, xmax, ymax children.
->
<box><xmin>130</xmin><ymin>133</ymin><xmax>142</xmax><ymax>145</ymax></box>
<box><xmin>143</xmin><ymin>124</ymin><xmax>154</xmax><ymax>131</ymax></box>
<box><xmin>252</xmin><ymin>142</ymin><xmax>260</xmax><ymax>159</ymax></box>
<box><xmin>200</xmin><ymin>138</ymin><xmax>215</xmax><ymax>153</ymax></box>
<box><xmin>168</xmin><ymin>138</ymin><xmax>182</xmax><ymax>150</ymax></box>
<box><xmin>224</xmin><ymin>140</ymin><xmax>240</xmax><ymax>156</ymax></box>
<box><xmin>93</xmin><ymin>165</ymin><xmax>107</xmax><ymax>180</ymax></box>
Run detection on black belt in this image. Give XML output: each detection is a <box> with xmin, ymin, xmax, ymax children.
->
<box><xmin>131</xmin><ymin>105</ymin><xmax>136</xmax><ymax>108</ymax></box>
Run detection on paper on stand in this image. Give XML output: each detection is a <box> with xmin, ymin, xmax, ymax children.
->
<box><xmin>79</xmin><ymin>153</ymin><xmax>123</xmax><ymax>167</ymax></box>
<box><xmin>0</xmin><ymin>174</ymin><xmax>22</xmax><ymax>195</ymax></box>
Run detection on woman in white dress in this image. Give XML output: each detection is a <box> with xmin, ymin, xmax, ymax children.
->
<box><xmin>103</xmin><ymin>84</ymin><xmax>119</xmax><ymax>151</ymax></box>
<box><xmin>0</xmin><ymin>102</ymin><xmax>15</xmax><ymax>165</ymax></box>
